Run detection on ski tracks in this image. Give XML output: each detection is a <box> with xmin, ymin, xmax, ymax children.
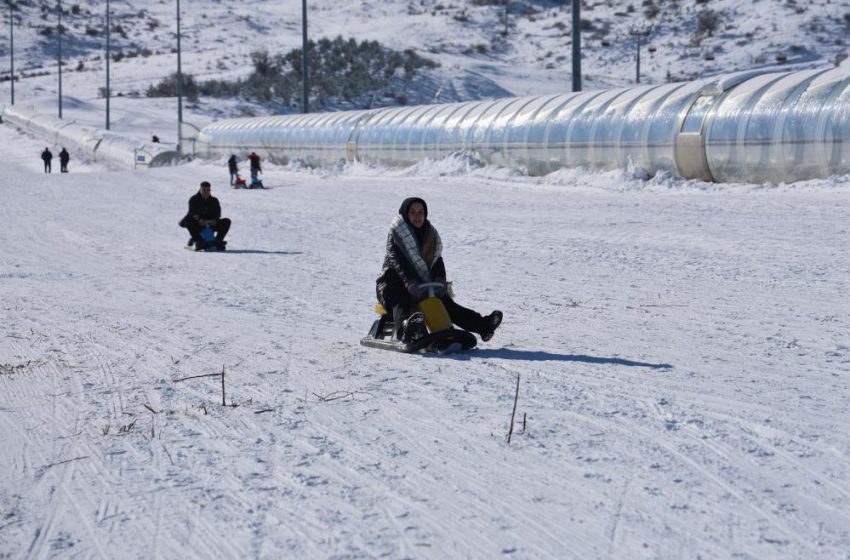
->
<box><xmin>0</xmin><ymin>315</ymin><xmax>251</xmax><ymax>558</ymax></box>
<box><xmin>474</xmin><ymin>351</ymin><xmax>850</xmax><ymax>557</ymax></box>
<box><xmin>286</xmin><ymin>352</ymin><xmax>600</xmax><ymax>558</ymax></box>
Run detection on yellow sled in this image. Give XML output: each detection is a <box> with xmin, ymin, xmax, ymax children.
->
<box><xmin>361</xmin><ymin>283</ymin><xmax>477</xmax><ymax>354</ymax></box>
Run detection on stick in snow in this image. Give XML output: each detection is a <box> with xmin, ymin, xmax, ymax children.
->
<box><xmin>507</xmin><ymin>373</ymin><xmax>520</xmax><ymax>444</ymax></box>
<box><xmin>221</xmin><ymin>365</ymin><xmax>226</xmax><ymax>406</ymax></box>
<box><xmin>173</xmin><ymin>372</ymin><xmax>223</xmax><ymax>382</ymax></box>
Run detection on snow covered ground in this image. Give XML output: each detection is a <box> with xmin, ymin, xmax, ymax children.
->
<box><xmin>2</xmin><ymin>114</ymin><xmax>850</xmax><ymax>558</ymax></box>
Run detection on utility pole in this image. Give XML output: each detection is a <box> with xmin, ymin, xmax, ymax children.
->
<box><xmin>176</xmin><ymin>0</ymin><xmax>183</xmax><ymax>154</ymax></box>
<box><xmin>631</xmin><ymin>26</ymin><xmax>651</xmax><ymax>85</ymax></box>
<box><xmin>301</xmin><ymin>0</ymin><xmax>308</xmax><ymax>113</ymax></box>
<box><xmin>636</xmin><ymin>32</ymin><xmax>641</xmax><ymax>84</ymax></box>
<box><xmin>105</xmin><ymin>0</ymin><xmax>110</xmax><ymax>129</ymax></box>
<box><xmin>8</xmin><ymin>0</ymin><xmax>14</xmax><ymax>105</ymax></box>
<box><xmin>57</xmin><ymin>0</ymin><xmax>62</xmax><ymax>118</ymax></box>
<box><xmin>571</xmin><ymin>0</ymin><xmax>581</xmax><ymax>92</ymax></box>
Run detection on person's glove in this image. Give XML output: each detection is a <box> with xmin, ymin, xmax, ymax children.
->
<box><xmin>405</xmin><ymin>280</ymin><xmax>420</xmax><ymax>300</ymax></box>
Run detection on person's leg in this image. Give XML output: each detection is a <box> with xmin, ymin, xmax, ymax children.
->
<box><xmin>380</xmin><ymin>283</ymin><xmax>413</xmax><ymax>340</ymax></box>
<box><xmin>443</xmin><ymin>296</ymin><xmax>502</xmax><ymax>340</ymax></box>
<box><xmin>441</xmin><ymin>295</ymin><xmax>487</xmax><ymax>334</ymax></box>
<box><xmin>184</xmin><ymin>218</ymin><xmax>204</xmax><ymax>245</ymax></box>
<box><xmin>213</xmin><ymin>218</ymin><xmax>231</xmax><ymax>244</ymax></box>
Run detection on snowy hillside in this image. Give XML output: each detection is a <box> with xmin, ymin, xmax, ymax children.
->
<box><xmin>3</xmin><ymin>0</ymin><xmax>850</xmax><ymax>120</ymax></box>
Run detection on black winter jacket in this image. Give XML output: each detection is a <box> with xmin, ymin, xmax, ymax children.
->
<box><xmin>376</xmin><ymin>222</ymin><xmax>446</xmax><ymax>298</ymax></box>
<box><xmin>180</xmin><ymin>193</ymin><xmax>222</xmax><ymax>227</ymax></box>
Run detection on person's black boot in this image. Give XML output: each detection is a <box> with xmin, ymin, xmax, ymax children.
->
<box><xmin>481</xmin><ymin>311</ymin><xmax>503</xmax><ymax>342</ymax></box>
<box><xmin>402</xmin><ymin>312</ymin><xmax>427</xmax><ymax>343</ymax></box>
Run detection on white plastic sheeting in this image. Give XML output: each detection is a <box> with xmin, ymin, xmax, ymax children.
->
<box><xmin>194</xmin><ymin>67</ymin><xmax>850</xmax><ymax>184</ymax></box>
<box><xmin>704</xmin><ymin>68</ymin><xmax>850</xmax><ymax>183</ymax></box>
<box><xmin>1</xmin><ymin>105</ymin><xmax>179</xmax><ymax>169</ymax></box>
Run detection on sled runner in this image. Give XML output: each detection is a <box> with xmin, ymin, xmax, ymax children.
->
<box><xmin>185</xmin><ymin>226</ymin><xmax>227</xmax><ymax>251</ymax></box>
<box><xmin>186</xmin><ymin>241</ymin><xmax>227</xmax><ymax>252</ymax></box>
<box><xmin>360</xmin><ymin>282</ymin><xmax>477</xmax><ymax>354</ymax></box>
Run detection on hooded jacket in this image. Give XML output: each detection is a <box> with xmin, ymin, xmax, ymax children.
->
<box><xmin>376</xmin><ymin>197</ymin><xmax>446</xmax><ymax>300</ymax></box>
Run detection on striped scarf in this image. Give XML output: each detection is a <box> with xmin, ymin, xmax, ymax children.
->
<box><xmin>389</xmin><ymin>215</ymin><xmax>442</xmax><ymax>282</ymax></box>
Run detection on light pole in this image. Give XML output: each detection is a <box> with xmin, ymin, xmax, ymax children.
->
<box><xmin>636</xmin><ymin>33</ymin><xmax>641</xmax><ymax>84</ymax></box>
<box><xmin>105</xmin><ymin>0</ymin><xmax>110</xmax><ymax>129</ymax></box>
<box><xmin>571</xmin><ymin>0</ymin><xmax>581</xmax><ymax>92</ymax></box>
<box><xmin>57</xmin><ymin>0</ymin><xmax>62</xmax><ymax>118</ymax></box>
<box><xmin>176</xmin><ymin>0</ymin><xmax>182</xmax><ymax>154</ymax></box>
<box><xmin>301</xmin><ymin>0</ymin><xmax>308</xmax><ymax>113</ymax></box>
<box><xmin>630</xmin><ymin>26</ymin><xmax>651</xmax><ymax>84</ymax></box>
<box><xmin>8</xmin><ymin>0</ymin><xmax>14</xmax><ymax>105</ymax></box>
<box><xmin>629</xmin><ymin>26</ymin><xmax>652</xmax><ymax>84</ymax></box>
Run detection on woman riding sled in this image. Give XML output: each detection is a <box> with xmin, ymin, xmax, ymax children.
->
<box><xmin>376</xmin><ymin>197</ymin><xmax>502</xmax><ymax>344</ymax></box>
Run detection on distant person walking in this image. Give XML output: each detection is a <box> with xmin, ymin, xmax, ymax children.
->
<box><xmin>227</xmin><ymin>154</ymin><xmax>239</xmax><ymax>185</ymax></box>
<box><xmin>248</xmin><ymin>152</ymin><xmax>262</xmax><ymax>180</ymax></box>
<box><xmin>41</xmin><ymin>148</ymin><xmax>53</xmax><ymax>173</ymax></box>
<box><xmin>152</xmin><ymin>134</ymin><xmax>160</xmax><ymax>143</ymax></box>
<box><xmin>59</xmin><ymin>148</ymin><xmax>70</xmax><ymax>173</ymax></box>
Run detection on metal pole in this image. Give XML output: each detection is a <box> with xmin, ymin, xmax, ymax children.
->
<box><xmin>636</xmin><ymin>33</ymin><xmax>641</xmax><ymax>84</ymax></box>
<box><xmin>9</xmin><ymin>0</ymin><xmax>14</xmax><ymax>105</ymax></box>
<box><xmin>571</xmin><ymin>0</ymin><xmax>581</xmax><ymax>92</ymax></box>
<box><xmin>57</xmin><ymin>0</ymin><xmax>62</xmax><ymax>118</ymax></box>
<box><xmin>301</xmin><ymin>0</ymin><xmax>308</xmax><ymax>113</ymax></box>
<box><xmin>105</xmin><ymin>0</ymin><xmax>110</xmax><ymax>129</ymax></box>
<box><xmin>176</xmin><ymin>0</ymin><xmax>182</xmax><ymax>154</ymax></box>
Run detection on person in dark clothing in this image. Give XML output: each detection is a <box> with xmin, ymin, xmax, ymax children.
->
<box><xmin>227</xmin><ymin>154</ymin><xmax>239</xmax><ymax>185</ymax></box>
<box><xmin>151</xmin><ymin>134</ymin><xmax>160</xmax><ymax>143</ymax></box>
<box><xmin>59</xmin><ymin>148</ymin><xmax>70</xmax><ymax>173</ymax></box>
<box><xmin>178</xmin><ymin>181</ymin><xmax>231</xmax><ymax>251</ymax></box>
<box><xmin>248</xmin><ymin>152</ymin><xmax>262</xmax><ymax>180</ymax></box>
<box><xmin>376</xmin><ymin>197</ymin><xmax>502</xmax><ymax>343</ymax></box>
<box><xmin>41</xmin><ymin>148</ymin><xmax>53</xmax><ymax>173</ymax></box>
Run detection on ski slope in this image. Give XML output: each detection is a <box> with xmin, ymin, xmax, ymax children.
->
<box><xmin>1</xmin><ymin>123</ymin><xmax>850</xmax><ymax>558</ymax></box>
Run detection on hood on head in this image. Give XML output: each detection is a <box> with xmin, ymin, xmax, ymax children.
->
<box><xmin>398</xmin><ymin>197</ymin><xmax>428</xmax><ymax>228</ymax></box>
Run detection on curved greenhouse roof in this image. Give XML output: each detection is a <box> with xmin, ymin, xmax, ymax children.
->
<box><xmin>195</xmin><ymin>67</ymin><xmax>850</xmax><ymax>184</ymax></box>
